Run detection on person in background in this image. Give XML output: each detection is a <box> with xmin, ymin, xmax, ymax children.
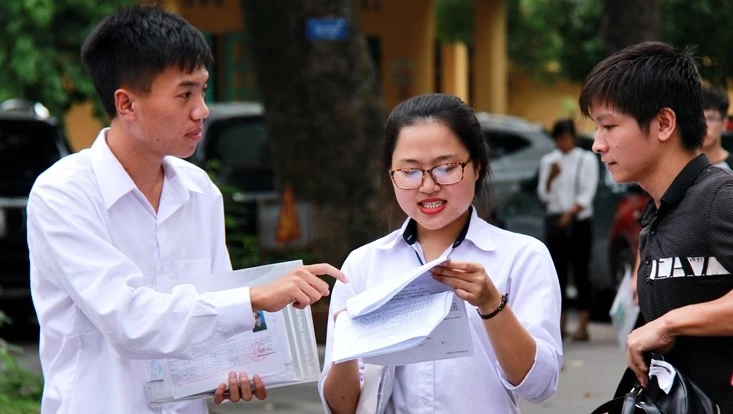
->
<box><xmin>701</xmin><ymin>85</ymin><xmax>733</xmax><ymax>170</ymax></box>
<box><xmin>537</xmin><ymin>118</ymin><xmax>599</xmax><ymax>342</ymax></box>
<box><xmin>319</xmin><ymin>93</ymin><xmax>562</xmax><ymax>413</ymax></box>
<box><xmin>580</xmin><ymin>40</ymin><xmax>733</xmax><ymax>407</ymax></box>
<box><xmin>27</xmin><ymin>5</ymin><xmax>346</xmax><ymax>414</ymax></box>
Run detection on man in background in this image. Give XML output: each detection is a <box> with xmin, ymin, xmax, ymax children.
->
<box><xmin>701</xmin><ymin>85</ymin><xmax>733</xmax><ymax>170</ymax></box>
<box><xmin>537</xmin><ymin>118</ymin><xmax>599</xmax><ymax>341</ymax></box>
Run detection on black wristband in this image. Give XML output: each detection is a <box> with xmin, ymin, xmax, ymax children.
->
<box><xmin>476</xmin><ymin>293</ymin><xmax>508</xmax><ymax>320</ymax></box>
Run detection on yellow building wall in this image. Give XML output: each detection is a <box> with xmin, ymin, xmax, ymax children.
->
<box><xmin>175</xmin><ymin>1</ymin><xmax>244</xmax><ymax>33</ymax></box>
<box><xmin>508</xmin><ymin>67</ymin><xmax>595</xmax><ymax>134</ymax></box>
<box><xmin>359</xmin><ymin>0</ymin><xmax>435</xmax><ymax>110</ymax></box>
<box><xmin>64</xmin><ymin>102</ymin><xmax>104</xmax><ymax>151</ymax></box>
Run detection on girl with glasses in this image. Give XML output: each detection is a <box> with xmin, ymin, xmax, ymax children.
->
<box><xmin>319</xmin><ymin>93</ymin><xmax>562</xmax><ymax>413</ymax></box>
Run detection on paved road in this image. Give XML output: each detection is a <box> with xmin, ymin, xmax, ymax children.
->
<box><xmin>13</xmin><ymin>315</ymin><xmax>626</xmax><ymax>413</ymax></box>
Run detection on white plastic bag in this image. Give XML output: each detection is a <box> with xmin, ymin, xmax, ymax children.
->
<box><xmin>608</xmin><ymin>265</ymin><xmax>640</xmax><ymax>350</ymax></box>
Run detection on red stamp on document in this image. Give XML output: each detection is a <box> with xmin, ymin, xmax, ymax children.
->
<box><xmin>248</xmin><ymin>342</ymin><xmax>268</xmax><ymax>362</ymax></box>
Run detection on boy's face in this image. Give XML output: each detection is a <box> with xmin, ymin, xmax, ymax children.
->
<box><xmin>126</xmin><ymin>66</ymin><xmax>209</xmax><ymax>159</ymax></box>
<box><xmin>589</xmin><ymin>102</ymin><xmax>659</xmax><ymax>185</ymax></box>
<box><xmin>703</xmin><ymin>109</ymin><xmax>724</xmax><ymax>151</ymax></box>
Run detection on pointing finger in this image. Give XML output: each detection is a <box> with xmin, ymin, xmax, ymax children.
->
<box><xmin>304</xmin><ymin>263</ymin><xmax>349</xmax><ymax>283</ymax></box>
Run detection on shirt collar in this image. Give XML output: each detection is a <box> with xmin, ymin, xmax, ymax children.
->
<box><xmin>90</xmin><ymin>128</ymin><xmax>203</xmax><ymax>210</ymax></box>
<box><xmin>640</xmin><ymin>154</ymin><xmax>710</xmax><ymax>227</ymax></box>
<box><xmin>376</xmin><ymin>206</ymin><xmax>498</xmax><ymax>252</ymax></box>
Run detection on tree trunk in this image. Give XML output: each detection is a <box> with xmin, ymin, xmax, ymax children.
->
<box><xmin>601</xmin><ymin>0</ymin><xmax>661</xmax><ymax>56</ymax></box>
<box><xmin>240</xmin><ymin>0</ymin><xmax>385</xmax><ymax>267</ymax></box>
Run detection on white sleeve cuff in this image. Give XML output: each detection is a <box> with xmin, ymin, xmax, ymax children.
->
<box><xmin>202</xmin><ymin>286</ymin><xmax>255</xmax><ymax>336</ymax></box>
<box><xmin>496</xmin><ymin>338</ymin><xmax>561</xmax><ymax>403</ymax></box>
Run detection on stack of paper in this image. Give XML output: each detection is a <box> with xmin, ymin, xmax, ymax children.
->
<box><xmin>331</xmin><ymin>256</ymin><xmax>474</xmax><ymax>365</ymax></box>
<box><xmin>144</xmin><ymin>260</ymin><xmax>322</xmax><ymax>405</ymax></box>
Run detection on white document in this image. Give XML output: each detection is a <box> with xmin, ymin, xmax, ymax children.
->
<box><xmin>332</xmin><ymin>258</ymin><xmax>473</xmax><ymax>365</ymax></box>
<box><xmin>144</xmin><ymin>260</ymin><xmax>323</xmax><ymax>404</ymax></box>
<box><xmin>346</xmin><ymin>255</ymin><xmax>449</xmax><ymax>317</ymax></box>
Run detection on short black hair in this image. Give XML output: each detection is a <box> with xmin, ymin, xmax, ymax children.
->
<box><xmin>702</xmin><ymin>86</ymin><xmax>729</xmax><ymax>118</ymax></box>
<box><xmin>550</xmin><ymin>118</ymin><xmax>576</xmax><ymax>139</ymax></box>
<box><xmin>579</xmin><ymin>41</ymin><xmax>705</xmax><ymax>151</ymax></box>
<box><xmin>81</xmin><ymin>5</ymin><xmax>213</xmax><ymax>119</ymax></box>
<box><xmin>381</xmin><ymin>93</ymin><xmax>492</xmax><ymax>211</ymax></box>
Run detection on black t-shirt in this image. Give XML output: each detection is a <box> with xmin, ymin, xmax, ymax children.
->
<box><xmin>637</xmin><ymin>154</ymin><xmax>733</xmax><ymax>409</ymax></box>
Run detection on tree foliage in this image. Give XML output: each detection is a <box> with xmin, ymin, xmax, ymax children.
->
<box><xmin>435</xmin><ymin>0</ymin><xmax>474</xmax><ymax>45</ymax></box>
<box><xmin>662</xmin><ymin>0</ymin><xmax>733</xmax><ymax>87</ymax></box>
<box><xmin>507</xmin><ymin>0</ymin><xmax>604</xmax><ymax>82</ymax></box>
<box><xmin>509</xmin><ymin>0</ymin><xmax>733</xmax><ymax>87</ymax></box>
<box><xmin>0</xmin><ymin>0</ymin><xmax>136</xmax><ymax>120</ymax></box>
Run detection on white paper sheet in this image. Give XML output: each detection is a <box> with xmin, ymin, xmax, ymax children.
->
<box><xmin>346</xmin><ymin>255</ymin><xmax>448</xmax><ymax>317</ymax></box>
<box><xmin>332</xmin><ymin>261</ymin><xmax>473</xmax><ymax>365</ymax></box>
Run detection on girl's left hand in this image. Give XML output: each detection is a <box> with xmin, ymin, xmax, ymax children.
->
<box><xmin>431</xmin><ymin>260</ymin><xmax>501</xmax><ymax>310</ymax></box>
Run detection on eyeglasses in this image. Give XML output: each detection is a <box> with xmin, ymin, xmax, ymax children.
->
<box><xmin>705</xmin><ymin>115</ymin><xmax>723</xmax><ymax>124</ymax></box>
<box><xmin>389</xmin><ymin>159</ymin><xmax>472</xmax><ymax>190</ymax></box>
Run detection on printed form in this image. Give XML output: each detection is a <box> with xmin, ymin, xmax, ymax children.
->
<box><xmin>145</xmin><ymin>261</ymin><xmax>321</xmax><ymax>403</ymax></box>
<box><xmin>332</xmin><ymin>256</ymin><xmax>474</xmax><ymax>365</ymax></box>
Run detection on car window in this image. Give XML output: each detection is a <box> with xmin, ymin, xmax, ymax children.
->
<box><xmin>0</xmin><ymin>120</ymin><xmax>63</xmax><ymax>196</ymax></box>
<box><xmin>206</xmin><ymin>117</ymin><xmax>270</xmax><ymax>168</ymax></box>
<box><xmin>483</xmin><ymin>130</ymin><xmax>530</xmax><ymax>159</ymax></box>
<box><xmin>203</xmin><ymin>116</ymin><xmax>275</xmax><ymax>193</ymax></box>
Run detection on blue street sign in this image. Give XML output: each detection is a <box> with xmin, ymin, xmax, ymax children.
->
<box><xmin>306</xmin><ymin>17</ymin><xmax>349</xmax><ymax>41</ymax></box>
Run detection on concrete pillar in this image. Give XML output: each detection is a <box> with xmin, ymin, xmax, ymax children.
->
<box><xmin>440</xmin><ymin>43</ymin><xmax>469</xmax><ymax>103</ymax></box>
<box><xmin>472</xmin><ymin>0</ymin><xmax>507</xmax><ymax>113</ymax></box>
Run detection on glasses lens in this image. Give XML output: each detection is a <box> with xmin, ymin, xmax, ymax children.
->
<box><xmin>432</xmin><ymin>163</ymin><xmax>463</xmax><ymax>185</ymax></box>
<box><xmin>393</xmin><ymin>170</ymin><xmax>422</xmax><ymax>189</ymax></box>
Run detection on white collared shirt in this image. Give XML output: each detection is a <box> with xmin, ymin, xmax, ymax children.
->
<box><xmin>27</xmin><ymin>129</ymin><xmax>255</xmax><ymax>414</ymax></box>
<box><xmin>318</xmin><ymin>208</ymin><xmax>563</xmax><ymax>413</ymax></box>
<box><xmin>537</xmin><ymin>147</ymin><xmax>598</xmax><ymax>220</ymax></box>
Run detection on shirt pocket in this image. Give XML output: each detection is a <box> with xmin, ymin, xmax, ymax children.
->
<box><xmin>173</xmin><ymin>257</ymin><xmax>212</xmax><ymax>281</ymax></box>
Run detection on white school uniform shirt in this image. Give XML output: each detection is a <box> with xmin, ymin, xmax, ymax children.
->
<box><xmin>27</xmin><ymin>129</ymin><xmax>256</xmax><ymax>414</ymax></box>
<box><xmin>318</xmin><ymin>208</ymin><xmax>563</xmax><ymax>413</ymax></box>
<box><xmin>537</xmin><ymin>147</ymin><xmax>598</xmax><ymax>220</ymax></box>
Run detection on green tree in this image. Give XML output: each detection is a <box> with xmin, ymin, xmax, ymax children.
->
<box><xmin>240</xmin><ymin>0</ymin><xmax>385</xmax><ymax>267</ymax></box>
<box><xmin>662</xmin><ymin>0</ymin><xmax>733</xmax><ymax>87</ymax></box>
<box><xmin>0</xmin><ymin>0</ymin><xmax>136</xmax><ymax>120</ymax></box>
<box><xmin>507</xmin><ymin>0</ymin><xmax>604</xmax><ymax>82</ymax></box>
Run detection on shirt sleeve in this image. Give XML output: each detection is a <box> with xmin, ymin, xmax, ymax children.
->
<box><xmin>536</xmin><ymin>155</ymin><xmax>552</xmax><ymax>204</ymax></box>
<box><xmin>26</xmin><ymin>178</ymin><xmax>254</xmax><ymax>360</ymax></box>
<box><xmin>318</xmin><ymin>252</ymin><xmax>365</xmax><ymax>414</ymax></box>
<box><xmin>495</xmin><ymin>239</ymin><xmax>563</xmax><ymax>403</ymax></box>
<box><xmin>574</xmin><ymin>151</ymin><xmax>599</xmax><ymax>209</ymax></box>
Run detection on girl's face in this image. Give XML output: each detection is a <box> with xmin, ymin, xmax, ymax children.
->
<box><xmin>390</xmin><ymin>121</ymin><xmax>478</xmax><ymax>237</ymax></box>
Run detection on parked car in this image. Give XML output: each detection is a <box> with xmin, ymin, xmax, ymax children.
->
<box><xmin>498</xmin><ymin>135</ymin><xmax>631</xmax><ymax>320</ymax></box>
<box><xmin>476</xmin><ymin>112</ymin><xmax>555</xmax><ymax>210</ymax></box>
<box><xmin>0</xmin><ymin>100</ymin><xmax>72</xmax><ymax>327</ymax></box>
<box><xmin>187</xmin><ymin>102</ymin><xmax>275</xmax><ymax>238</ymax></box>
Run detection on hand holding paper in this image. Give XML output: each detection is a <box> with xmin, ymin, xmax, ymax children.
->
<box><xmin>430</xmin><ymin>260</ymin><xmax>504</xmax><ymax>314</ymax></box>
<box><xmin>331</xmin><ymin>255</ymin><xmax>474</xmax><ymax>365</ymax></box>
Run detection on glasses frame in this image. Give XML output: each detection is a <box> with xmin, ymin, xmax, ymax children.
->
<box><xmin>389</xmin><ymin>158</ymin><xmax>472</xmax><ymax>190</ymax></box>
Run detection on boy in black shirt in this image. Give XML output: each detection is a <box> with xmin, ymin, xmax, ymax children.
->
<box><xmin>579</xmin><ymin>41</ymin><xmax>733</xmax><ymax>409</ymax></box>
